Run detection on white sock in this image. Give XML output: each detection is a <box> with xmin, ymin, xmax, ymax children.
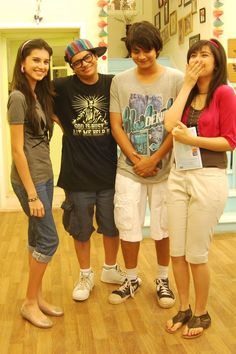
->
<box><xmin>103</xmin><ymin>263</ymin><xmax>117</xmax><ymax>269</ymax></box>
<box><xmin>80</xmin><ymin>267</ymin><xmax>92</xmax><ymax>275</ymax></box>
<box><xmin>157</xmin><ymin>265</ymin><xmax>168</xmax><ymax>280</ymax></box>
<box><xmin>126</xmin><ymin>267</ymin><xmax>138</xmax><ymax>281</ymax></box>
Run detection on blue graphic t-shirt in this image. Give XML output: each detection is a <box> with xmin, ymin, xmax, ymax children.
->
<box><xmin>110</xmin><ymin>67</ymin><xmax>184</xmax><ymax>184</ymax></box>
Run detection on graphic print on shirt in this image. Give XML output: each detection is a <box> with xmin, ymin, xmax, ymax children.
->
<box><xmin>71</xmin><ymin>94</ymin><xmax>110</xmax><ymax>136</ymax></box>
<box><xmin>122</xmin><ymin>93</ymin><xmax>173</xmax><ymax>161</ymax></box>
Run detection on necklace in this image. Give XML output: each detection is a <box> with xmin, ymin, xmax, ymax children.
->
<box><xmin>198</xmin><ymin>92</ymin><xmax>208</xmax><ymax>95</ymax></box>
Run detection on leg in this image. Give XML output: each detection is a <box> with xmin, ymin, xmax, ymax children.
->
<box><xmin>181</xmin><ymin>169</ymin><xmax>228</xmax><ymax>338</ymax></box>
<box><xmin>149</xmin><ymin>181</ymin><xmax>174</xmax><ymax>308</ymax></box>
<box><xmin>155</xmin><ymin>238</ymin><xmax>169</xmax><ymax>266</ymax></box>
<box><xmin>21</xmin><ymin>254</ymin><xmax>53</xmax><ymax>328</ymax></box>
<box><xmin>13</xmin><ymin>180</ymin><xmax>60</xmax><ymax>327</ymax></box>
<box><xmin>182</xmin><ymin>262</ymin><xmax>210</xmax><ymax>338</ymax></box>
<box><xmin>62</xmin><ymin>190</ymin><xmax>95</xmax><ymax>301</ymax></box>
<box><xmin>34</xmin><ymin>180</ymin><xmax>62</xmax><ymax>316</ymax></box>
<box><xmin>121</xmin><ymin>239</ymin><xmax>140</xmax><ymax>269</ymax></box>
<box><xmin>166</xmin><ymin>256</ymin><xmax>191</xmax><ymax>332</ymax></box>
<box><xmin>108</xmin><ymin>175</ymin><xmax>145</xmax><ymax>304</ymax></box>
<box><xmin>103</xmin><ymin>235</ymin><xmax>119</xmax><ymax>265</ymax></box>
<box><xmin>96</xmin><ymin>188</ymin><xmax>126</xmax><ymax>284</ymax></box>
<box><xmin>74</xmin><ymin>239</ymin><xmax>91</xmax><ymax>269</ymax></box>
<box><xmin>172</xmin><ymin>256</ymin><xmax>190</xmax><ymax>310</ymax></box>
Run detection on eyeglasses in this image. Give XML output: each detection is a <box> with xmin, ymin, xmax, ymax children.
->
<box><xmin>71</xmin><ymin>53</ymin><xmax>94</xmax><ymax>69</ymax></box>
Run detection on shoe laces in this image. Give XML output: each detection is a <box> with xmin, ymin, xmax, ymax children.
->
<box><xmin>115</xmin><ymin>265</ymin><xmax>126</xmax><ymax>277</ymax></box>
<box><xmin>117</xmin><ymin>279</ymin><xmax>135</xmax><ymax>298</ymax></box>
<box><xmin>156</xmin><ymin>278</ymin><xmax>171</xmax><ymax>296</ymax></box>
<box><xmin>76</xmin><ymin>274</ymin><xmax>92</xmax><ymax>290</ymax></box>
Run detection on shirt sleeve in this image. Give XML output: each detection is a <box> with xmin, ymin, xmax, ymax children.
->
<box><xmin>109</xmin><ymin>76</ymin><xmax>121</xmax><ymax>114</ymax></box>
<box><xmin>218</xmin><ymin>85</ymin><xmax>236</xmax><ymax>148</ymax></box>
<box><xmin>7</xmin><ymin>91</ymin><xmax>27</xmax><ymax>125</ymax></box>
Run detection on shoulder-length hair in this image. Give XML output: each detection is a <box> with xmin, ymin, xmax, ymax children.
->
<box><xmin>185</xmin><ymin>38</ymin><xmax>227</xmax><ymax>109</ymax></box>
<box><xmin>11</xmin><ymin>38</ymin><xmax>54</xmax><ymax>137</ymax></box>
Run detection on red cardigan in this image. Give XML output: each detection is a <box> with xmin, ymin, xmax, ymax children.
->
<box><xmin>182</xmin><ymin>85</ymin><xmax>236</xmax><ymax>148</ymax></box>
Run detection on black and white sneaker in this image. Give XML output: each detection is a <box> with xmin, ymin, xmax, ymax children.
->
<box><xmin>109</xmin><ymin>278</ymin><xmax>142</xmax><ymax>304</ymax></box>
<box><xmin>156</xmin><ymin>278</ymin><xmax>175</xmax><ymax>308</ymax></box>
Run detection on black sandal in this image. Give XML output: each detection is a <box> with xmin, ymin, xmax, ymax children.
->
<box><xmin>166</xmin><ymin>306</ymin><xmax>192</xmax><ymax>334</ymax></box>
<box><xmin>182</xmin><ymin>312</ymin><xmax>211</xmax><ymax>339</ymax></box>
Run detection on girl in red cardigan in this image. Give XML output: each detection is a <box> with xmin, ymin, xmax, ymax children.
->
<box><xmin>164</xmin><ymin>39</ymin><xmax>236</xmax><ymax>339</ymax></box>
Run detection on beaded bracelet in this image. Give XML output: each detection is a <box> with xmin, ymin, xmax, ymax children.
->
<box><xmin>28</xmin><ymin>196</ymin><xmax>39</xmax><ymax>202</ymax></box>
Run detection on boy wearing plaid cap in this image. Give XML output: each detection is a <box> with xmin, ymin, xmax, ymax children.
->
<box><xmin>53</xmin><ymin>39</ymin><xmax>125</xmax><ymax>301</ymax></box>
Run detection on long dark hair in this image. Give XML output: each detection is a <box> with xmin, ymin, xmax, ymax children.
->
<box><xmin>11</xmin><ymin>38</ymin><xmax>54</xmax><ymax>137</ymax></box>
<box><xmin>185</xmin><ymin>38</ymin><xmax>227</xmax><ymax>109</ymax></box>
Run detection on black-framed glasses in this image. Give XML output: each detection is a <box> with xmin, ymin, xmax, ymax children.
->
<box><xmin>71</xmin><ymin>52</ymin><xmax>94</xmax><ymax>69</ymax></box>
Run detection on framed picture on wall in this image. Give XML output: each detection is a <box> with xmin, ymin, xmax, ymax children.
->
<box><xmin>184</xmin><ymin>13</ymin><xmax>193</xmax><ymax>36</ymax></box>
<box><xmin>178</xmin><ymin>18</ymin><xmax>184</xmax><ymax>44</ymax></box>
<box><xmin>164</xmin><ymin>0</ymin><xmax>169</xmax><ymax>25</ymax></box>
<box><xmin>161</xmin><ymin>25</ymin><xmax>170</xmax><ymax>44</ymax></box>
<box><xmin>184</xmin><ymin>0</ymin><xmax>191</xmax><ymax>7</ymax></box>
<box><xmin>154</xmin><ymin>12</ymin><xmax>161</xmax><ymax>30</ymax></box>
<box><xmin>170</xmin><ymin>11</ymin><xmax>177</xmax><ymax>36</ymax></box>
<box><xmin>191</xmin><ymin>0</ymin><xmax>197</xmax><ymax>14</ymax></box>
<box><xmin>199</xmin><ymin>7</ymin><xmax>206</xmax><ymax>23</ymax></box>
<box><xmin>228</xmin><ymin>63</ymin><xmax>236</xmax><ymax>82</ymax></box>
<box><xmin>189</xmin><ymin>33</ymin><xmax>200</xmax><ymax>48</ymax></box>
<box><xmin>107</xmin><ymin>0</ymin><xmax>143</xmax><ymax>14</ymax></box>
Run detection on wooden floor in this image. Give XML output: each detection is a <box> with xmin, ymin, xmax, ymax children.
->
<box><xmin>1</xmin><ymin>209</ymin><xmax>236</xmax><ymax>354</ymax></box>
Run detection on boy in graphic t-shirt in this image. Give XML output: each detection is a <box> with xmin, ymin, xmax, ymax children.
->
<box><xmin>109</xmin><ymin>21</ymin><xmax>184</xmax><ymax>306</ymax></box>
<box><xmin>53</xmin><ymin>39</ymin><xmax>126</xmax><ymax>302</ymax></box>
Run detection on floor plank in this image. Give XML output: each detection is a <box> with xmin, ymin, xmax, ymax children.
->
<box><xmin>0</xmin><ymin>210</ymin><xmax>236</xmax><ymax>354</ymax></box>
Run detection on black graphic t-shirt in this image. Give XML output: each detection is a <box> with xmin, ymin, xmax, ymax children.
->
<box><xmin>53</xmin><ymin>74</ymin><xmax>117</xmax><ymax>191</ymax></box>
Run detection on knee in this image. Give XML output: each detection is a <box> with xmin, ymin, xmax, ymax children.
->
<box><xmin>171</xmin><ymin>255</ymin><xmax>187</xmax><ymax>265</ymax></box>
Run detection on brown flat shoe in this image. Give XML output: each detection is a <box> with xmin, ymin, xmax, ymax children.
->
<box><xmin>182</xmin><ymin>312</ymin><xmax>211</xmax><ymax>339</ymax></box>
<box><xmin>21</xmin><ymin>305</ymin><xmax>53</xmax><ymax>329</ymax></box>
<box><xmin>166</xmin><ymin>306</ymin><xmax>192</xmax><ymax>334</ymax></box>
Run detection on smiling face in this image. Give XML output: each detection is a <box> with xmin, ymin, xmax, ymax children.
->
<box><xmin>71</xmin><ymin>50</ymin><xmax>98</xmax><ymax>82</ymax></box>
<box><xmin>188</xmin><ymin>45</ymin><xmax>215</xmax><ymax>80</ymax></box>
<box><xmin>22</xmin><ymin>48</ymin><xmax>50</xmax><ymax>87</ymax></box>
<box><xmin>131</xmin><ymin>46</ymin><xmax>158</xmax><ymax>71</ymax></box>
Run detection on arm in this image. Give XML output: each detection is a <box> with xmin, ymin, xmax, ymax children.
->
<box><xmin>110</xmin><ymin>112</ymin><xmax>158</xmax><ymax>177</ymax></box>
<box><xmin>10</xmin><ymin>124</ymin><xmax>45</xmax><ymax>217</ymax></box>
<box><xmin>110</xmin><ymin>112</ymin><xmax>140</xmax><ymax>165</ymax></box>
<box><xmin>164</xmin><ymin>61</ymin><xmax>205</xmax><ymax>132</ymax></box>
<box><xmin>133</xmin><ymin>133</ymin><xmax>173</xmax><ymax>175</ymax></box>
<box><xmin>173</xmin><ymin>121</ymin><xmax>233</xmax><ymax>151</ymax></box>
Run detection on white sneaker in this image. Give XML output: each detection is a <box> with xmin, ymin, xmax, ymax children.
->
<box><xmin>100</xmin><ymin>265</ymin><xmax>126</xmax><ymax>285</ymax></box>
<box><xmin>72</xmin><ymin>271</ymin><xmax>94</xmax><ymax>301</ymax></box>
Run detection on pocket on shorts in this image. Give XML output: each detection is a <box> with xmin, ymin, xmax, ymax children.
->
<box><xmin>114</xmin><ymin>195</ymin><xmax>133</xmax><ymax>231</ymax></box>
<box><xmin>61</xmin><ymin>200</ymin><xmax>79</xmax><ymax>236</ymax></box>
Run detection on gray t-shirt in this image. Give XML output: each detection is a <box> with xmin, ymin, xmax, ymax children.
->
<box><xmin>7</xmin><ymin>90</ymin><xmax>53</xmax><ymax>185</ymax></box>
<box><xmin>110</xmin><ymin>66</ymin><xmax>184</xmax><ymax>184</ymax></box>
